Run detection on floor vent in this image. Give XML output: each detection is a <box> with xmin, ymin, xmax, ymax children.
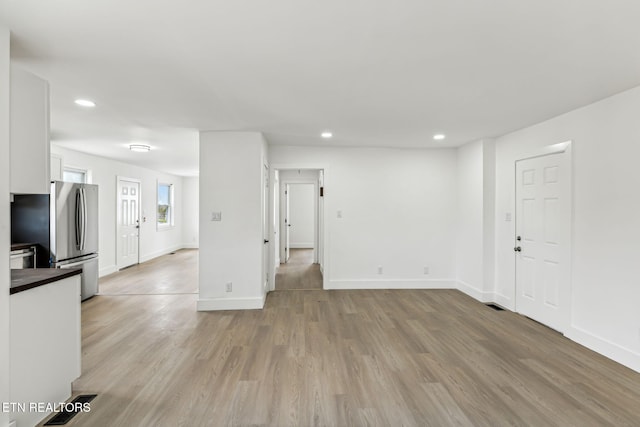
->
<box><xmin>44</xmin><ymin>394</ymin><xmax>97</xmax><ymax>425</ymax></box>
<box><xmin>169</xmin><ymin>252</ymin><xmax>176</xmax><ymax>255</ymax></box>
<box><xmin>486</xmin><ymin>303</ymin><xmax>504</xmax><ymax>311</ymax></box>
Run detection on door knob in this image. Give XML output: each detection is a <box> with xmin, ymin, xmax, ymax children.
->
<box><xmin>264</xmin><ymin>239</ymin><xmax>269</xmax><ymax>244</ymax></box>
<box><xmin>514</xmin><ymin>246</ymin><xmax>522</xmax><ymax>252</ymax></box>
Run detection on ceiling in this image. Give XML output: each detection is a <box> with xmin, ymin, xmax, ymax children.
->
<box><xmin>2</xmin><ymin>1</ymin><xmax>640</xmax><ymax>177</ymax></box>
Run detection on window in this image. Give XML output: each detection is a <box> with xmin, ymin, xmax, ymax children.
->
<box><xmin>63</xmin><ymin>167</ymin><xmax>87</xmax><ymax>183</ymax></box>
<box><xmin>157</xmin><ymin>182</ymin><xmax>174</xmax><ymax>228</ymax></box>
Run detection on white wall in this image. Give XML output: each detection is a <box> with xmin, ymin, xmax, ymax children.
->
<box><xmin>482</xmin><ymin>141</ymin><xmax>495</xmax><ymax>298</ymax></box>
<box><xmin>0</xmin><ymin>25</ymin><xmax>11</xmax><ymax>427</ymax></box>
<box><xmin>270</xmin><ymin>146</ymin><xmax>458</xmax><ymax>289</ymax></box>
<box><xmin>455</xmin><ymin>139</ymin><xmax>496</xmax><ymax>301</ymax></box>
<box><xmin>494</xmin><ymin>85</ymin><xmax>640</xmax><ymax>371</ymax></box>
<box><xmin>198</xmin><ymin>131</ymin><xmax>268</xmax><ymax>310</ymax></box>
<box><xmin>182</xmin><ymin>176</ymin><xmax>199</xmax><ymax>248</ymax></box>
<box><xmin>456</xmin><ymin>140</ymin><xmax>484</xmax><ymax>296</ymax></box>
<box><xmin>50</xmin><ymin>146</ymin><xmax>186</xmax><ymax>276</ymax></box>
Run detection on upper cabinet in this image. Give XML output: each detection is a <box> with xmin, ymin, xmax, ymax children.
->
<box><xmin>10</xmin><ymin>65</ymin><xmax>50</xmax><ymax>194</ymax></box>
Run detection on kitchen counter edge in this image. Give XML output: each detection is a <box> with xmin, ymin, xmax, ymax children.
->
<box><xmin>10</xmin><ymin>268</ymin><xmax>82</xmax><ymax>295</ymax></box>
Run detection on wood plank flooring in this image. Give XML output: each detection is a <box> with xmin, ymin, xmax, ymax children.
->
<box><xmin>98</xmin><ymin>249</ymin><xmax>198</xmax><ymax>295</ymax></box>
<box><xmin>45</xmin><ymin>250</ymin><xmax>640</xmax><ymax>426</ymax></box>
<box><xmin>275</xmin><ymin>249</ymin><xmax>323</xmax><ymax>290</ymax></box>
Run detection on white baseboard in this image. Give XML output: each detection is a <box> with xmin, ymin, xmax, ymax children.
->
<box><xmin>565</xmin><ymin>326</ymin><xmax>640</xmax><ymax>373</ymax></box>
<box><xmin>456</xmin><ymin>280</ymin><xmax>493</xmax><ymax>303</ymax></box>
<box><xmin>140</xmin><ymin>245</ymin><xmax>184</xmax><ymax>263</ymax></box>
<box><xmin>290</xmin><ymin>243</ymin><xmax>313</xmax><ymax>249</ymax></box>
<box><xmin>99</xmin><ymin>265</ymin><xmax>118</xmax><ymax>278</ymax></box>
<box><xmin>197</xmin><ymin>295</ymin><xmax>266</xmax><ymax>311</ymax></box>
<box><xmin>181</xmin><ymin>243</ymin><xmax>199</xmax><ymax>249</ymax></box>
<box><xmin>493</xmin><ymin>292</ymin><xmax>514</xmax><ymax>311</ymax></box>
<box><xmin>327</xmin><ymin>279</ymin><xmax>456</xmax><ymax>290</ymax></box>
<box><xmin>108</xmin><ymin>245</ymin><xmax>197</xmax><ymax>275</ymax></box>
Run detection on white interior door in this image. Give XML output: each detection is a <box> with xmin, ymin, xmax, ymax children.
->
<box><xmin>117</xmin><ymin>178</ymin><xmax>140</xmax><ymax>269</ymax></box>
<box><xmin>285</xmin><ymin>184</ymin><xmax>291</xmax><ymax>262</ymax></box>
<box><xmin>262</xmin><ymin>164</ymin><xmax>270</xmax><ymax>293</ymax></box>
<box><xmin>515</xmin><ymin>152</ymin><xmax>571</xmax><ymax>332</ymax></box>
<box><xmin>273</xmin><ymin>171</ymin><xmax>280</xmax><ymax>266</ymax></box>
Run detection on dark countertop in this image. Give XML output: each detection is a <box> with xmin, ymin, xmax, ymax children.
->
<box><xmin>11</xmin><ymin>243</ymin><xmax>37</xmax><ymax>251</ymax></box>
<box><xmin>10</xmin><ymin>268</ymin><xmax>82</xmax><ymax>295</ymax></box>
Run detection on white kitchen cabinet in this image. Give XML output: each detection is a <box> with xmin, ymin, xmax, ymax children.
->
<box><xmin>10</xmin><ymin>275</ymin><xmax>81</xmax><ymax>427</ymax></box>
<box><xmin>50</xmin><ymin>153</ymin><xmax>63</xmax><ymax>181</ymax></box>
<box><xmin>10</xmin><ymin>65</ymin><xmax>50</xmax><ymax>194</ymax></box>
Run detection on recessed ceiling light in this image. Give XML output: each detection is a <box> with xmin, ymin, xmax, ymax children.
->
<box><xmin>433</xmin><ymin>134</ymin><xmax>446</xmax><ymax>141</ymax></box>
<box><xmin>74</xmin><ymin>99</ymin><xmax>96</xmax><ymax>107</ymax></box>
<box><xmin>321</xmin><ymin>131</ymin><xmax>333</xmax><ymax>139</ymax></box>
<box><xmin>129</xmin><ymin>144</ymin><xmax>151</xmax><ymax>152</ymax></box>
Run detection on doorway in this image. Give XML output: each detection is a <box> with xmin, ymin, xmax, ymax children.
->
<box><xmin>514</xmin><ymin>148</ymin><xmax>571</xmax><ymax>332</ymax></box>
<box><xmin>116</xmin><ymin>176</ymin><xmax>141</xmax><ymax>270</ymax></box>
<box><xmin>275</xmin><ymin>169</ymin><xmax>324</xmax><ymax>290</ymax></box>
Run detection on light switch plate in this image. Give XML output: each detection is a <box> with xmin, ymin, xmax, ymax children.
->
<box><xmin>211</xmin><ymin>211</ymin><xmax>222</xmax><ymax>221</ymax></box>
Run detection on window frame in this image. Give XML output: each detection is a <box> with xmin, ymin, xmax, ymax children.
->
<box><xmin>62</xmin><ymin>166</ymin><xmax>90</xmax><ymax>184</ymax></box>
<box><xmin>156</xmin><ymin>181</ymin><xmax>175</xmax><ymax>230</ymax></box>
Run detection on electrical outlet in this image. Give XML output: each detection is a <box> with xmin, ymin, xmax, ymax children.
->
<box><xmin>377</xmin><ymin>266</ymin><xmax>383</xmax><ymax>275</ymax></box>
<box><xmin>225</xmin><ymin>282</ymin><xmax>232</xmax><ymax>292</ymax></box>
<box><xmin>423</xmin><ymin>266</ymin><xmax>429</xmax><ymax>275</ymax></box>
<box><xmin>211</xmin><ymin>211</ymin><xmax>222</xmax><ymax>221</ymax></box>
<box><xmin>337</xmin><ymin>210</ymin><xmax>343</xmax><ymax>219</ymax></box>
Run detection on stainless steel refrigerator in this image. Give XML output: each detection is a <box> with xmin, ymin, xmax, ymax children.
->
<box><xmin>50</xmin><ymin>181</ymin><xmax>99</xmax><ymax>300</ymax></box>
<box><xmin>11</xmin><ymin>182</ymin><xmax>100</xmax><ymax>300</ymax></box>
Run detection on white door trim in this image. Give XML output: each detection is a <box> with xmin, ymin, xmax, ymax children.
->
<box><xmin>116</xmin><ymin>176</ymin><xmax>141</xmax><ymax>269</ymax></box>
<box><xmin>513</xmin><ymin>140</ymin><xmax>573</xmax><ymax>332</ymax></box>
<box><xmin>270</xmin><ymin>165</ymin><xmax>328</xmax><ymax>291</ymax></box>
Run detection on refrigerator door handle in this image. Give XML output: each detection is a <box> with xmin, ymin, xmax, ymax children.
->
<box><xmin>57</xmin><ymin>255</ymin><xmax>99</xmax><ymax>269</ymax></box>
<box><xmin>75</xmin><ymin>189</ymin><xmax>82</xmax><ymax>250</ymax></box>
<box><xmin>81</xmin><ymin>188</ymin><xmax>88</xmax><ymax>251</ymax></box>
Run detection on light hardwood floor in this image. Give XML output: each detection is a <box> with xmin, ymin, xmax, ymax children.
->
<box><xmin>98</xmin><ymin>249</ymin><xmax>198</xmax><ymax>295</ymax></box>
<box><xmin>275</xmin><ymin>248</ymin><xmax>323</xmax><ymax>290</ymax></box>
<box><xmin>46</xmin><ymin>250</ymin><xmax>640</xmax><ymax>426</ymax></box>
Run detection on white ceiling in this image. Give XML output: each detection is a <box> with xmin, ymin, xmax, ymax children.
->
<box><xmin>2</xmin><ymin>1</ymin><xmax>640</xmax><ymax>177</ymax></box>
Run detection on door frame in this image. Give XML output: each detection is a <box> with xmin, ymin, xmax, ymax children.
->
<box><xmin>270</xmin><ymin>165</ymin><xmax>327</xmax><ymax>291</ymax></box>
<box><xmin>116</xmin><ymin>176</ymin><xmax>141</xmax><ymax>269</ymax></box>
<box><xmin>282</xmin><ymin>182</ymin><xmax>318</xmax><ymax>262</ymax></box>
<box><xmin>262</xmin><ymin>163</ymin><xmax>270</xmax><ymax>294</ymax></box>
<box><xmin>513</xmin><ymin>140</ymin><xmax>573</xmax><ymax>331</ymax></box>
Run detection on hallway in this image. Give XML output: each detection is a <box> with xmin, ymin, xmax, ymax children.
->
<box><xmin>274</xmin><ymin>248</ymin><xmax>323</xmax><ymax>290</ymax></box>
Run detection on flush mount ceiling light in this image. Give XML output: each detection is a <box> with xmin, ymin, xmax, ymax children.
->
<box><xmin>74</xmin><ymin>99</ymin><xmax>96</xmax><ymax>107</ymax></box>
<box><xmin>321</xmin><ymin>131</ymin><xmax>333</xmax><ymax>139</ymax></box>
<box><xmin>129</xmin><ymin>144</ymin><xmax>151</xmax><ymax>152</ymax></box>
<box><xmin>433</xmin><ymin>134</ymin><xmax>446</xmax><ymax>141</ymax></box>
